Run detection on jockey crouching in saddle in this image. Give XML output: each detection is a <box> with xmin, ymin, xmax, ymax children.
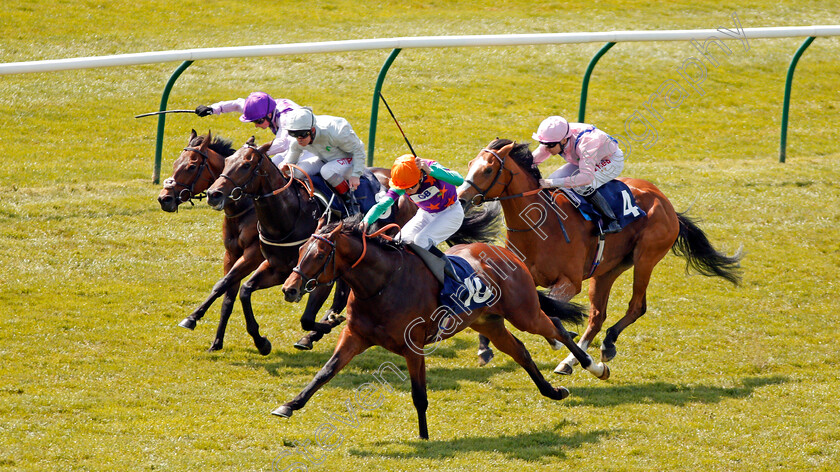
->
<box><xmin>363</xmin><ymin>154</ymin><xmax>466</xmax><ymax>283</ymax></box>
<box><xmin>532</xmin><ymin>116</ymin><xmax>625</xmax><ymax>234</ymax></box>
<box><xmin>195</xmin><ymin>91</ymin><xmax>302</xmax><ymax>167</ymax></box>
<box><xmin>280</xmin><ymin>108</ymin><xmax>367</xmax><ymax>216</ymax></box>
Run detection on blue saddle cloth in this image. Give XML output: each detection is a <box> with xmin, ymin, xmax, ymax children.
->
<box><xmin>309</xmin><ymin>170</ymin><xmax>387</xmax><ymax>219</ymax></box>
<box><xmin>438</xmin><ymin>256</ymin><xmax>496</xmax><ymax>317</ymax></box>
<box><xmin>559</xmin><ymin>180</ymin><xmax>646</xmax><ymax>231</ymax></box>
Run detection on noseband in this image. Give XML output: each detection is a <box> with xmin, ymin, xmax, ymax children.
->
<box><xmin>292</xmin><ymin>234</ymin><xmax>339</xmax><ymax>293</ymax></box>
<box><xmin>163</xmin><ymin>146</ymin><xmax>219</xmax><ymax>204</ymax></box>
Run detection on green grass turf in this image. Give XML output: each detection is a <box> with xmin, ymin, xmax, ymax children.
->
<box><xmin>1</xmin><ymin>1</ymin><xmax>839</xmax><ymax>470</ymax></box>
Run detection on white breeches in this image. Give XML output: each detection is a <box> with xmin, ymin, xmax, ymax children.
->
<box><xmin>282</xmin><ymin>154</ymin><xmax>353</xmax><ymax>187</ymax></box>
<box><xmin>397</xmin><ymin>200</ymin><xmax>464</xmax><ymax>249</ymax></box>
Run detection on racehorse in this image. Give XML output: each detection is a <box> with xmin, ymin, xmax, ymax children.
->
<box><xmin>204</xmin><ymin>137</ymin><xmax>428</xmax><ymax>355</ymax></box>
<box><xmin>457</xmin><ymin>139</ymin><xmax>742</xmax><ymax>375</ymax></box>
<box><xmin>158</xmin><ymin>130</ymin><xmax>353</xmax><ymax>352</ymax></box>
<box><xmin>275</xmin><ymin>217</ymin><xmax>609</xmax><ymax>439</ymax></box>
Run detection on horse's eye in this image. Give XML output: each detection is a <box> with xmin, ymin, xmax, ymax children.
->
<box><xmin>187</xmin><ymin>164</ymin><xmax>197</xmax><ymax>170</ymax></box>
<box><xmin>483</xmin><ymin>167</ymin><xmax>493</xmax><ymax>175</ymax></box>
<box><xmin>315</xmin><ymin>253</ymin><xmax>325</xmax><ymax>260</ymax></box>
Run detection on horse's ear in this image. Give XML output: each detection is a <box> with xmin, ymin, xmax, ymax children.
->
<box><xmin>259</xmin><ymin>142</ymin><xmax>272</xmax><ymax>154</ymax></box>
<box><xmin>189</xmin><ymin>129</ymin><xmax>198</xmax><ymax>142</ymax></box>
<box><xmin>200</xmin><ymin>130</ymin><xmax>212</xmax><ymax>149</ymax></box>
<box><xmin>246</xmin><ymin>136</ymin><xmax>256</xmax><ymax>146</ymax></box>
<box><xmin>330</xmin><ymin>220</ymin><xmax>344</xmax><ymax>237</ymax></box>
<box><xmin>499</xmin><ymin>142</ymin><xmax>516</xmax><ymax>155</ymax></box>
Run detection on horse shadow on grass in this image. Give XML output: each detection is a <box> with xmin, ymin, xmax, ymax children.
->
<box><xmin>230</xmin><ymin>337</ymin><xmax>524</xmax><ymax>392</ymax></box>
<box><xmin>567</xmin><ymin>375</ymin><xmax>789</xmax><ymax>408</ymax></box>
<box><xmin>349</xmin><ymin>419</ymin><xmax>609</xmax><ymax>462</ymax></box>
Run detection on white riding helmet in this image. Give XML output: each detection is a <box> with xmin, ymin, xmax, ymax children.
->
<box><xmin>532</xmin><ymin>116</ymin><xmax>572</xmax><ymax>143</ymax></box>
<box><xmin>286</xmin><ymin>108</ymin><xmax>315</xmax><ymax>131</ymax></box>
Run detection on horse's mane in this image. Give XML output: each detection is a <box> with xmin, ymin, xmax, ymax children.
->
<box><xmin>318</xmin><ymin>215</ymin><xmax>403</xmax><ymax>251</ymax></box>
<box><xmin>189</xmin><ymin>133</ymin><xmax>236</xmax><ymax>157</ymax></box>
<box><xmin>487</xmin><ymin>138</ymin><xmax>542</xmax><ymax>181</ymax></box>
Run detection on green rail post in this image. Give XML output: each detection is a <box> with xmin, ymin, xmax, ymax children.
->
<box><xmin>152</xmin><ymin>60</ymin><xmax>194</xmax><ymax>183</ymax></box>
<box><xmin>367</xmin><ymin>48</ymin><xmax>402</xmax><ymax>166</ymax></box>
<box><xmin>780</xmin><ymin>37</ymin><xmax>816</xmax><ymax>163</ymax></box>
<box><xmin>578</xmin><ymin>42</ymin><xmax>616</xmax><ymax>123</ymax></box>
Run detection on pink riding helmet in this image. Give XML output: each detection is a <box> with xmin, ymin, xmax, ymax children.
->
<box><xmin>532</xmin><ymin>116</ymin><xmax>572</xmax><ymax>142</ymax></box>
<box><xmin>240</xmin><ymin>92</ymin><xmax>277</xmax><ymax>122</ymax></box>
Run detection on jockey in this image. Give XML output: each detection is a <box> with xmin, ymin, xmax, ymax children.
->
<box><xmin>195</xmin><ymin>92</ymin><xmax>302</xmax><ymax>166</ymax></box>
<box><xmin>280</xmin><ymin>108</ymin><xmax>367</xmax><ymax>216</ymax></box>
<box><xmin>363</xmin><ymin>154</ymin><xmax>465</xmax><ymax>281</ymax></box>
<box><xmin>532</xmin><ymin>116</ymin><xmax>625</xmax><ymax>234</ymax></box>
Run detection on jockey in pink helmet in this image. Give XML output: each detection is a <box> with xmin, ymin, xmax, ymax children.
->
<box><xmin>532</xmin><ymin>116</ymin><xmax>625</xmax><ymax>233</ymax></box>
<box><xmin>195</xmin><ymin>92</ymin><xmax>302</xmax><ymax>165</ymax></box>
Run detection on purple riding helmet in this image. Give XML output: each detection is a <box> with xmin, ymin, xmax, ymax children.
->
<box><xmin>239</xmin><ymin>92</ymin><xmax>277</xmax><ymax>123</ymax></box>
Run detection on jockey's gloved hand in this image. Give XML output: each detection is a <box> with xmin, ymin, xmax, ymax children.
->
<box><xmin>195</xmin><ymin>105</ymin><xmax>213</xmax><ymax>117</ymax></box>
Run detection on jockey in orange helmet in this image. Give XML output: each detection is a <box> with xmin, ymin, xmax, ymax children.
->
<box><xmin>363</xmin><ymin>154</ymin><xmax>465</xmax><ymax>281</ymax></box>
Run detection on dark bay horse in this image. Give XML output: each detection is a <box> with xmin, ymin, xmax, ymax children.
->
<box><xmin>457</xmin><ymin>139</ymin><xmax>742</xmax><ymax>375</ymax></box>
<box><xmin>275</xmin><ymin>218</ymin><xmax>609</xmax><ymax>439</ymax></box>
<box><xmin>204</xmin><ymin>138</ymin><xmax>423</xmax><ymax>355</ymax></box>
<box><xmin>158</xmin><ymin>130</ymin><xmax>354</xmax><ymax>352</ymax></box>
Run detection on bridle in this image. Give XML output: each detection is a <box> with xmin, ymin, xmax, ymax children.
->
<box><xmin>162</xmin><ymin>146</ymin><xmax>220</xmax><ymax>205</ymax></box>
<box><xmin>292</xmin><ymin>234</ymin><xmax>339</xmax><ymax>293</ymax></box>
<box><xmin>217</xmin><ymin>144</ymin><xmax>272</xmax><ymax>201</ymax></box>
<box><xmin>463</xmin><ymin>148</ymin><xmax>516</xmax><ymax>206</ymax></box>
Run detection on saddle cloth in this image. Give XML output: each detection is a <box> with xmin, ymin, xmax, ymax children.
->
<box><xmin>558</xmin><ymin>180</ymin><xmax>646</xmax><ymax>231</ymax></box>
<box><xmin>309</xmin><ymin>169</ymin><xmax>392</xmax><ymax>220</ymax></box>
<box><xmin>438</xmin><ymin>256</ymin><xmax>496</xmax><ymax>317</ymax></box>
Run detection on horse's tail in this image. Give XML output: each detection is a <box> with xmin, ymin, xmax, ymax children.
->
<box><xmin>446</xmin><ymin>202</ymin><xmax>502</xmax><ymax>246</ymax></box>
<box><xmin>671</xmin><ymin>212</ymin><xmax>743</xmax><ymax>285</ymax></box>
<box><xmin>537</xmin><ymin>291</ymin><xmax>585</xmax><ymax>325</ymax></box>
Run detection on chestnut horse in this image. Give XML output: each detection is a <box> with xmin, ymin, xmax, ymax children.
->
<box><xmin>158</xmin><ymin>130</ymin><xmax>378</xmax><ymax>352</ymax></box>
<box><xmin>205</xmin><ymin>138</ymin><xmax>424</xmax><ymax>355</ymax></box>
<box><xmin>275</xmin><ymin>217</ymin><xmax>609</xmax><ymax>439</ymax></box>
<box><xmin>457</xmin><ymin>139</ymin><xmax>742</xmax><ymax>375</ymax></box>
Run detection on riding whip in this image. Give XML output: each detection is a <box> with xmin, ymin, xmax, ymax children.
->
<box><xmin>378</xmin><ymin>92</ymin><xmax>417</xmax><ymax>157</ymax></box>
<box><xmin>134</xmin><ymin>110</ymin><xmax>197</xmax><ymax>118</ymax></box>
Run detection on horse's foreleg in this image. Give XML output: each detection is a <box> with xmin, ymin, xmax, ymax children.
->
<box><xmin>472</xmin><ymin>319</ymin><xmax>570</xmax><ymax>401</ymax></box>
<box><xmin>179</xmin><ymin>251</ymin><xmax>247</xmax><ymax>330</ymax></box>
<box><xmin>273</xmin><ymin>328</ymin><xmax>369</xmax><ymax>418</ymax></box>
<box><xmin>555</xmin><ymin>270</ymin><xmax>620</xmax><ymax>375</ymax></box>
<box><xmin>403</xmin><ymin>352</ymin><xmax>430</xmax><ymax>440</ymax></box>
<box><xmin>601</xmin><ymin>258</ymin><xmax>660</xmax><ymax>362</ymax></box>
<box><xmin>298</xmin><ymin>284</ymin><xmax>339</xmax><ymax>334</ymax></box>
<box><xmin>477</xmin><ymin>334</ymin><xmax>494</xmax><ymax>366</ymax></box>
<box><xmin>207</xmin><ymin>281</ymin><xmax>240</xmax><ymax>352</ymax></box>
<box><xmin>294</xmin><ymin>280</ymin><xmax>350</xmax><ymax>350</ymax></box>
<box><xmin>238</xmin><ymin>261</ymin><xmax>283</xmax><ymax>356</ymax></box>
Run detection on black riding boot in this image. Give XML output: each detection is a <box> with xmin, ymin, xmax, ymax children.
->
<box><xmin>584</xmin><ymin>190</ymin><xmax>621</xmax><ymax>234</ymax></box>
<box><xmin>341</xmin><ymin>190</ymin><xmax>360</xmax><ymax>216</ymax></box>
<box><xmin>428</xmin><ymin>245</ymin><xmax>462</xmax><ymax>283</ymax></box>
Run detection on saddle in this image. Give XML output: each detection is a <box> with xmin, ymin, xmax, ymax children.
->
<box><xmin>556</xmin><ymin>180</ymin><xmax>646</xmax><ymax>232</ymax></box>
<box><xmin>309</xmin><ymin>169</ymin><xmax>391</xmax><ymax>219</ymax></box>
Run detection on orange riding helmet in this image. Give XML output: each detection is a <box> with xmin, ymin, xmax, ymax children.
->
<box><xmin>390</xmin><ymin>154</ymin><xmax>422</xmax><ymax>189</ymax></box>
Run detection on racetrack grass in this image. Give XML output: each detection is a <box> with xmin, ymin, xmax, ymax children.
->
<box><xmin>1</xmin><ymin>1</ymin><xmax>839</xmax><ymax>471</ymax></box>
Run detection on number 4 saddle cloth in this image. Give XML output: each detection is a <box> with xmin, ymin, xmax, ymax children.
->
<box><xmin>557</xmin><ymin>179</ymin><xmax>647</xmax><ymax>231</ymax></box>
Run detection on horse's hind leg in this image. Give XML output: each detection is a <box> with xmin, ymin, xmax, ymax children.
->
<box><xmin>471</xmin><ymin>317</ymin><xmax>570</xmax><ymax>400</ymax></box>
<box><xmin>272</xmin><ymin>328</ymin><xmax>370</xmax><ymax>418</ymax></box>
<box><xmin>477</xmin><ymin>334</ymin><xmax>494</xmax><ymax>366</ymax></box>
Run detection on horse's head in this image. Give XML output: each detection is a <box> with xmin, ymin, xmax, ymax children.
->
<box><xmin>457</xmin><ymin>139</ymin><xmax>541</xmax><ymax>212</ymax></box>
<box><xmin>158</xmin><ymin>129</ymin><xmax>231</xmax><ymax>212</ymax></box>
<box><xmin>206</xmin><ymin>136</ymin><xmax>273</xmax><ymax>210</ymax></box>
<box><xmin>282</xmin><ymin>219</ymin><xmax>343</xmax><ymax>303</ymax></box>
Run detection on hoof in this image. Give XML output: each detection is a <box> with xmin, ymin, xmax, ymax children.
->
<box><xmin>549</xmin><ymin>339</ymin><xmax>563</xmax><ymax>351</ymax></box>
<box><xmin>293</xmin><ymin>336</ymin><xmax>314</xmax><ymax>351</ymax></box>
<box><xmin>257</xmin><ymin>337</ymin><xmax>272</xmax><ymax>356</ymax></box>
<box><xmin>271</xmin><ymin>405</ymin><xmax>293</xmax><ymax>418</ymax></box>
<box><xmin>597</xmin><ymin>363</ymin><xmax>611</xmax><ymax>380</ymax></box>
<box><xmin>554</xmin><ymin>386</ymin><xmax>570</xmax><ymax>400</ymax></box>
<box><xmin>207</xmin><ymin>342</ymin><xmax>223</xmax><ymax>352</ymax></box>
<box><xmin>178</xmin><ymin>318</ymin><xmax>196</xmax><ymax>330</ymax></box>
<box><xmin>477</xmin><ymin>349</ymin><xmax>494</xmax><ymax>367</ymax></box>
<box><xmin>601</xmin><ymin>344</ymin><xmax>617</xmax><ymax>363</ymax></box>
<box><xmin>554</xmin><ymin>363</ymin><xmax>574</xmax><ymax>376</ymax></box>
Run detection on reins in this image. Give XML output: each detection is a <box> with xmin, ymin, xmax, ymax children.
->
<box><xmin>163</xmin><ymin>146</ymin><xmax>220</xmax><ymax>205</ymax></box>
<box><xmin>352</xmin><ymin>223</ymin><xmax>401</xmax><ymax>268</ymax></box>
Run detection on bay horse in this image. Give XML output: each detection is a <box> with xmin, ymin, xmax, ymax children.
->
<box><xmin>158</xmin><ymin>130</ymin><xmax>364</xmax><ymax>352</ymax></box>
<box><xmin>457</xmin><ymin>139</ymin><xmax>742</xmax><ymax>375</ymax></box>
<box><xmin>275</xmin><ymin>217</ymin><xmax>609</xmax><ymax>439</ymax></box>
<box><xmin>205</xmin><ymin>137</ymin><xmax>425</xmax><ymax>355</ymax></box>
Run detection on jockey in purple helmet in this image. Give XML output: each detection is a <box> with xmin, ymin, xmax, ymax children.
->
<box><xmin>531</xmin><ymin>115</ymin><xmax>625</xmax><ymax>234</ymax></box>
<box><xmin>195</xmin><ymin>92</ymin><xmax>303</xmax><ymax>165</ymax></box>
